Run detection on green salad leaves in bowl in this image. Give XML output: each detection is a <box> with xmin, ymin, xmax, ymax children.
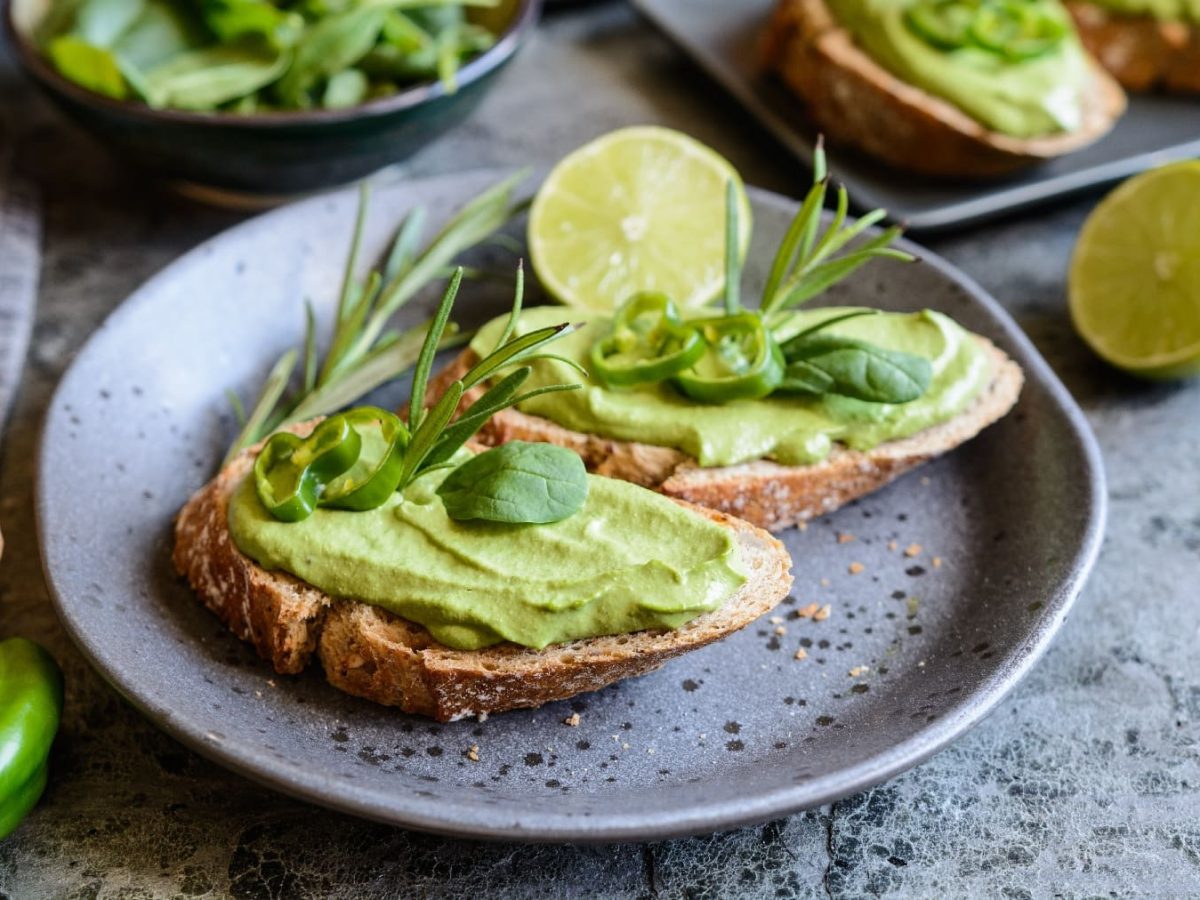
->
<box><xmin>4</xmin><ymin>0</ymin><xmax>539</xmax><ymax>200</ymax></box>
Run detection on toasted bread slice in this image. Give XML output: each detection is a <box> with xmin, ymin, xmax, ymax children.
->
<box><xmin>762</xmin><ymin>0</ymin><xmax>1126</xmax><ymax>177</ymax></box>
<box><xmin>173</xmin><ymin>437</ymin><xmax>793</xmax><ymax>722</ymax></box>
<box><xmin>429</xmin><ymin>335</ymin><xmax>1023</xmax><ymax>533</ymax></box>
<box><xmin>1066</xmin><ymin>2</ymin><xmax>1200</xmax><ymax>92</ymax></box>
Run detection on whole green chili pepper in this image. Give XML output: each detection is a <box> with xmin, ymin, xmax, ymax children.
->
<box><xmin>0</xmin><ymin>638</ymin><xmax>64</xmax><ymax>840</ymax></box>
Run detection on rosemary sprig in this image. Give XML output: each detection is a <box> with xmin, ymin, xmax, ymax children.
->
<box><xmin>759</xmin><ymin>139</ymin><xmax>914</xmax><ymax>319</ymax></box>
<box><xmin>224</xmin><ymin>173</ymin><xmax>528</xmax><ymax>465</ymax></box>
<box><xmin>394</xmin><ymin>262</ymin><xmax>582</xmax><ymax>489</ymax></box>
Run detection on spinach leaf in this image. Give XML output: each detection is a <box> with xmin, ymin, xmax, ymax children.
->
<box><xmin>143</xmin><ymin>40</ymin><xmax>289</xmax><ymax>110</ymax></box>
<box><xmin>75</xmin><ymin>0</ymin><xmax>145</xmax><ymax>47</ymax></box>
<box><xmin>198</xmin><ymin>0</ymin><xmax>303</xmax><ymax>48</ymax></box>
<box><xmin>47</xmin><ymin>36</ymin><xmax>128</xmax><ymax>99</ymax></box>
<box><xmin>112</xmin><ymin>0</ymin><xmax>205</xmax><ymax>70</ymax></box>
<box><xmin>780</xmin><ymin>335</ymin><xmax>932</xmax><ymax>404</ymax></box>
<box><xmin>275</xmin><ymin>6</ymin><xmax>389</xmax><ymax>106</ymax></box>
<box><xmin>437</xmin><ymin>442</ymin><xmax>589</xmax><ymax>525</ymax></box>
<box><xmin>323</xmin><ymin>67</ymin><xmax>369</xmax><ymax>107</ymax></box>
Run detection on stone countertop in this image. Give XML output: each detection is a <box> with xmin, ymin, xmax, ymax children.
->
<box><xmin>1</xmin><ymin>3</ymin><xmax>1198</xmax><ymax>897</ymax></box>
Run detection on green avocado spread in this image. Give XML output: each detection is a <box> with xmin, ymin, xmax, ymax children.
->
<box><xmin>469</xmin><ymin>306</ymin><xmax>992</xmax><ymax>469</ymax></box>
<box><xmin>228</xmin><ymin>466</ymin><xmax>746</xmax><ymax>650</ymax></box>
<box><xmin>1087</xmin><ymin>0</ymin><xmax>1200</xmax><ymax>21</ymax></box>
<box><xmin>828</xmin><ymin>0</ymin><xmax>1091</xmax><ymax>137</ymax></box>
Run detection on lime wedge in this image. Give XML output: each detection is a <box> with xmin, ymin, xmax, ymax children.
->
<box><xmin>528</xmin><ymin>126</ymin><xmax>752</xmax><ymax>312</ymax></box>
<box><xmin>1069</xmin><ymin>162</ymin><xmax>1200</xmax><ymax>380</ymax></box>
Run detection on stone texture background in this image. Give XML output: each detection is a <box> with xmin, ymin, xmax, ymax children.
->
<box><xmin>1</xmin><ymin>2</ymin><xmax>1198</xmax><ymax>897</ymax></box>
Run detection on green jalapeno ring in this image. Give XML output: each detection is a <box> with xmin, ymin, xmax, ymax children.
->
<box><xmin>590</xmin><ymin>292</ymin><xmax>708</xmax><ymax>388</ymax></box>
<box><xmin>673</xmin><ymin>313</ymin><xmax>786</xmax><ymax>403</ymax></box>
<box><xmin>969</xmin><ymin>0</ymin><xmax>1069</xmax><ymax>60</ymax></box>
<box><xmin>320</xmin><ymin>407</ymin><xmax>410</xmax><ymax>512</ymax></box>
<box><xmin>254</xmin><ymin>416</ymin><xmax>363</xmax><ymax>523</ymax></box>
<box><xmin>590</xmin><ymin>326</ymin><xmax>707</xmax><ymax>387</ymax></box>
<box><xmin>904</xmin><ymin>0</ymin><xmax>981</xmax><ymax>50</ymax></box>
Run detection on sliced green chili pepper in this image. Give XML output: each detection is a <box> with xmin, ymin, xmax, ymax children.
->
<box><xmin>0</xmin><ymin>638</ymin><xmax>64</xmax><ymax>840</ymax></box>
<box><xmin>674</xmin><ymin>313</ymin><xmax>785</xmax><ymax>403</ymax></box>
<box><xmin>590</xmin><ymin>292</ymin><xmax>706</xmax><ymax>388</ymax></box>
<box><xmin>904</xmin><ymin>0</ymin><xmax>1067</xmax><ymax>59</ymax></box>
<box><xmin>969</xmin><ymin>0</ymin><xmax>1068</xmax><ymax>60</ymax></box>
<box><xmin>254</xmin><ymin>415</ymin><xmax>362</xmax><ymax>522</ymax></box>
<box><xmin>905</xmin><ymin>0</ymin><xmax>981</xmax><ymax>51</ymax></box>
<box><xmin>320</xmin><ymin>407</ymin><xmax>409</xmax><ymax>512</ymax></box>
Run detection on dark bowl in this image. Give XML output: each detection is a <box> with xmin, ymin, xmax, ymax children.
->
<box><xmin>4</xmin><ymin>0</ymin><xmax>539</xmax><ymax>201</ymax></box>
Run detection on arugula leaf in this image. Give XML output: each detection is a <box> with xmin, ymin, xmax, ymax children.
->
<box><xmin>437</xmin><ymin>442</ymin><xmax>588</xmax><ymax>524</ymax></box>
<box><xmin>779</xmin><ymin>335</ymin><xmax>932</xmax><ymax>404</ymax></box>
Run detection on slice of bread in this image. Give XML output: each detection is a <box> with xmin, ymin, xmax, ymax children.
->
<box><xmin>1066</xmin><ymin>2</ymin><xmax>1200</xmax><ymax>93</ymax></box>
<box><xmin>429</xmin><ymin>336</ymin><xmax>1024</xmax><ymax>533</ymax></box>
<box><xmin>173</xmin><ymin>435</ymin><xmax>793</xmax><ymax>722</ymax></box>
<box><xmin>762</xmin><ymin>0</ymin><xmax>1127</xmax><ymax>178</ymax></box>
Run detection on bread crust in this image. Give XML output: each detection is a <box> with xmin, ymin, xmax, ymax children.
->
<box><xmin>762</xmin><ymin>0</ymin><xmax>1127</xmax><ymax>177</ymax></box>
<box><xmin>1066</xmin><ymin>1</ymin><xmax>1200</xmax><ymax>92</ymax></box>
<box><xmin>433</xmin><ymin>336</ymin><xmax>1023</xmax><ymax>533</ymax></box>
<box><xmin>173</xmin><ymin>434</ymin><xmax>793</xmax><ymax>721</ymax></box>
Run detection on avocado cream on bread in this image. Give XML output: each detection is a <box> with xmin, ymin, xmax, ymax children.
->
<box><xmin>763</xmin><ymin>0</ymin><xmax>1126</xmax><ymax>176</ymax></box>
<box><xmin>175</xmin><ymin>134</ymin><xmax>1020</xmax><ymax>719</ymax></box>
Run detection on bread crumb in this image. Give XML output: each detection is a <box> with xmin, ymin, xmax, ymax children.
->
<box><xmin>466</xmin><ymin>745</ymin><xmax>480</xmax><ymax>762</ymax></box>
<box><xmin>848</xmin><ymin>562</ymin><xmax>865</xmax><ymax>575</ymax></box>
<box><xmin>837</xmin><ymin>532</ymin><xmax>855</xmax><ymax>544</ymax></box>
<box><xmin>920</xmin><ymin>476</ymin><xmax>931</xmax><ymax>486</ymax></box>
<box><xmin>849</xmin><ymin>666</ymin><xmax>870</xmax><ymax>677</ymax></box>
<box><xmin>904</xmin><ymin>543</ymin><xmax>922</xmax><ymax>558</ymax></box>
<box><xmin>622</xmin><ymin>742</ymin><xmax>630</xmax><ymax>750</ymax></box>
<box><xmin>769</xmin><ymin>615</ymin><xmax>784</xmax><ymax>625</ymax></box>
<box><xmin>813</xmin><ymin>604</ymin><xmax>832</xmax><ymax>622</ymax></box>
<box><xmin>267</xmin><ymin>680</ymin><xmax>277</xmax><ymax>688</ymax></box>
<box><xmin>774</xmin><ymin>625</ymin><xmax>787</xmax><ymax>636</ymax></box>
<box><xmin>476</xmin><ymin>712</ymin><xmax>489</xmax><ymax>723</ymax></box>
<box><xmin>819</xmin><ymin>578</ymin><xmax>831</xmax><ymax>588</ymax></box>
<box><xmin>932</xmin><ymin>556</ymin><xmax>943</xmax><ymax>569</ymax></box>
<box><xmin>794</xmin><ymin>648</ymin><xmax>808</xmax><ymax>660</ymax></box>
<box><xmin>918</xmin><ymin>660</ymin><xmax>926</xmax><ymax>667</ymax></box>
<box><xmin>797</xmin><ymin>521</ymin><xmax>808</xmax><ymax>531</ymax></box>
<box><xmin>564</xmin><ymin>713</ymin><xmax>581</xmax><ymax>727</ymax></box>
<box><xmin>797</xmin><ymin>602</ymin><xmax>820</xmax><ymax>618</ymax></box>
<box><xmin>887</xmin><ymin>541</ymin><xmax>898</xmax><ymax>552</ymax></box>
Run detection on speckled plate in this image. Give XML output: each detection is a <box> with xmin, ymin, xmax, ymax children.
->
<box><xmin>36</xmin><ymin>171</ymin><xmax>1105</xmax><ymax>842</ymax></box>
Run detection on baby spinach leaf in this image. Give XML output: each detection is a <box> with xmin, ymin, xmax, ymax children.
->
<box><xmin>275</xmin><ymin>6</ymin><xmax>389</xmax><ymax>106</ymax></box>
<box><xmin>323</xmin><ymin>67</ymin><xmax>368</xmax><ymax>108</ymax></box>
<box><xmin>779</xmin><ymin>359</ymin><xmax>834</xmax><ymax>395</ymax></box>
<box><xmin>75</xmin><ymin>0</ymin><xmax>145</xmax><ymax>47</ymax></box>
<box><xmin>198</xmin><ymin>0</ymin><xmax>303</xmax><ymax>48</ymax></box>
<box><xmin>144</xmin><ymin>40</ymin><xmax>289</xmax><ymax>110</ymax></box>
<box><xmin>437</xmin><ymin>442</ymin><xmax>589</xmax><ymax>525</ymax></box>
<box><xmin>47</xmin><ymin>36</ymin><xmax>128</xmax><ymax>99</ymax></box>
<box><xmin>112</xmin><ymin>0</ymin><xmax>205</xmax><ymax>70</ymax></box>
<box><xmin>780</xmin><ymin>335</ymin><xmax>932</xmax><ymax>404</ymax></box>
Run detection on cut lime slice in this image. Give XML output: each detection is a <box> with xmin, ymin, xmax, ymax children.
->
<box><xmin>528</xmin><ymin>126</ymin><xmax>752</xmax><ymax>312</ymax></box>
<box><xmin>1069</xmin><ymin>161</ymin><xmax>1200</xmax><ymax>380</ymax></box>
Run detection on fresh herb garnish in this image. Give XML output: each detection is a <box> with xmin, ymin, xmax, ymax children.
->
<box><xmin>252</xmin><ymin>264</ymin><xmax>584</xmax><ymax>523</ymax></box>
<box><xmin>225</xmin><ymin>171</ymin><xmax>528</xmax><ymax>465</ymax></box>
<box><xmin>40</xmin><ymin>0</ymin><xmax>499</xmax><ymax>111</ymax></box>
<box><xmin>437</xmin><ymin>441</ymin><xmax>588</xmax><ymax>524</ymax></box>
<box><xmin>588</xmin><ymin>140</ymin><xmax>927</xmax><ymax>407</ymax></box>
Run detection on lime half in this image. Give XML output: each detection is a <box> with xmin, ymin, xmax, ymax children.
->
<box><xmin>1069</xmin><ymin>161</ymin><xmax>1200</xmax><ymax>380</ymax></box>
<box><xmin>528</xmin><ymin>126</ymin><xmax>752</xmax><ymax>313</ymax></box>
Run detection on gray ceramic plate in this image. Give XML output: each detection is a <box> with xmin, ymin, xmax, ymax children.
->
<box><xmin>632</xmin><ymin>0</ymin><xmax>1200</xmax><ymax>233</ymax></box>
<box><xmin>37</xmin><ymin>171</ymin><xmax>1105</xmax><ymax>842</ymax></box>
